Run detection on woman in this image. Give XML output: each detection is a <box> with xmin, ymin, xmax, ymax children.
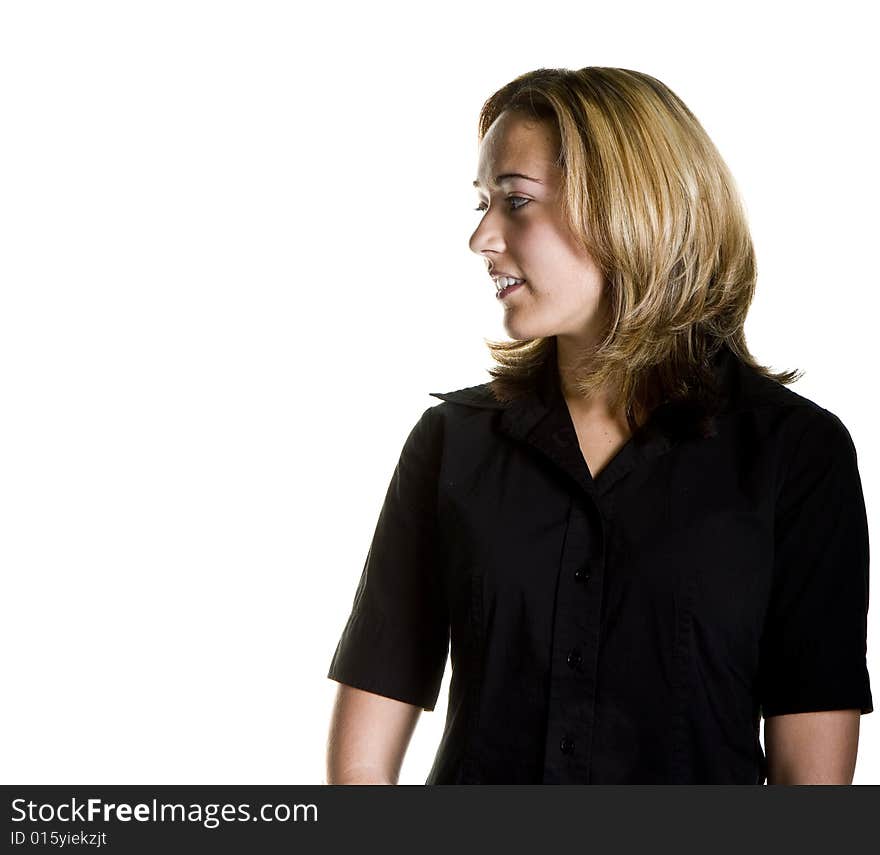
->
<box><xmin>325</xmin><ymin>67</ymin><xmax>873</xmax><ymax>784</ymax></box>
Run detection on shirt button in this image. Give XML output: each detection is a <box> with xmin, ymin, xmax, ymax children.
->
<box><xmin>566</xmin><ymin>649</ymin><xmax>583</xmax><ymax>669</ymax></box>
<box><xmin>574</xmin><ymin>566</ymin><xmax>591</xmax><ymax>582</ymax></box>
<box><xmin>560</xmin><ymin>735</ymin><xmax>575</xmax><ymax>754</ymax></box>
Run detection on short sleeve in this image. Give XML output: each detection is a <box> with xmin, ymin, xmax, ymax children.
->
<box><xmin>327</xmin><ymin>404</ymin><xmax>449</xmax><ymax>711</ymax></box>
<box><xmin>757</xmin><ymin>407</ymin><xmax>873</xmax><ymax>718</ymax></box>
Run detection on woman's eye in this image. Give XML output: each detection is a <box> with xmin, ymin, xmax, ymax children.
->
<box><xmin>473</xmin><ymin>196</ymin><xmax>530</xmax><ymax>213</ymax></box>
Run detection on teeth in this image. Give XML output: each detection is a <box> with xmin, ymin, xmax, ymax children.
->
<box><xmin>495</xmin><ymin>276</ymin><xmax>524</xmax><ymax>290</ymax></box>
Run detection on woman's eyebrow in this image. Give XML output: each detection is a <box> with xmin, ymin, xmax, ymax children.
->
<box><xmin>472</xmin><ymin>173</ymin><xmax>544</xmax><ymax>188</ymax></box>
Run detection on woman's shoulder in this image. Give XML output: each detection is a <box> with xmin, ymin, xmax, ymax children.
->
<box><xmin>729</xmin><ymin>359</ymin><xmax>860</xmax><ymax>477</ymax></box>
<box><xmin>732</xmin><ymin>358</ymin><xmax>849</xmax><ymax>429</ymax></box>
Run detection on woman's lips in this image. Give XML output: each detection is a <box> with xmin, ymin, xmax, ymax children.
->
<box><xmin>496</xmin><ymin>280</ymin><xmax>525</xmax><ymax>300</ymax></box>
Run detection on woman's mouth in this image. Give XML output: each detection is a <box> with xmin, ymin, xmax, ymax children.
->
<box><xmin>496</xmin><ymin>279</ymin><xmax>526</xmax><ymax>300</ymax></box>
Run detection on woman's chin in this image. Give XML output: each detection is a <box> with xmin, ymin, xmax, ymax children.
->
<box><xmin>503</xmin><ymin>318</ymin><xmax>552</xmax><ymax>341</ymax></box>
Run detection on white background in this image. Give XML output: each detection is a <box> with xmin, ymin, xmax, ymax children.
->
<box><xmin>1</xmin><ymin>0</ymin><xmax>877</xmax><ymax>784</ymax></box>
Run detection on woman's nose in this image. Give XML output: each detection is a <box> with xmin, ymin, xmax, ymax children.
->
<box><xmin>469</xmin><ymin>215</ymin><xmax>504</xmax><ymax>256</ymax></box>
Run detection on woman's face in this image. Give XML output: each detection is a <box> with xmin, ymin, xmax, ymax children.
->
<box><xmin>470</xmin><ymin>110</ymin><xmax>608</xmax><ymax>345</ymax></box>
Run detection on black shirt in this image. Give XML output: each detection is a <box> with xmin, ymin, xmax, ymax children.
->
<box><xmin>327</xmin><ymin>342</ymin><xmax>873</xmax><ymax>784</ymax></box>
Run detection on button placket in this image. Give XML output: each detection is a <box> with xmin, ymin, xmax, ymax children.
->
<box><xmin>541</xmin><ymin>498</ymin><xmax>603</xmax><ymax>783</ymax></box>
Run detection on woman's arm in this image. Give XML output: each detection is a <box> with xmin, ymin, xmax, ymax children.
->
<box><xmin>764</xmin><ymin>709</ymin><xmax>861</xmax><ymax>784</ymax></box>
<box><xmin>325</xmin><ymin>684</ymin><xmax>423</xmax><ymax>784</ymax></box>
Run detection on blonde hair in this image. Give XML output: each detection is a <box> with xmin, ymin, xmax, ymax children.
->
<box><xmin>479</xmin><ymin>66</ymin><xmax>801</xmax><ymax>433</ymax></box>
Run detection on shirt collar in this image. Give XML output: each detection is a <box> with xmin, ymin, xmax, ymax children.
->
<box><xmin>429</xmin><ymin>341</ymin><xmax>746</xmax><ymax>439</ymax></box>
<box><xmin>429</xmin><ymin>342</ymin><xmax>788</xmax><ymax>498</ymax></box>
